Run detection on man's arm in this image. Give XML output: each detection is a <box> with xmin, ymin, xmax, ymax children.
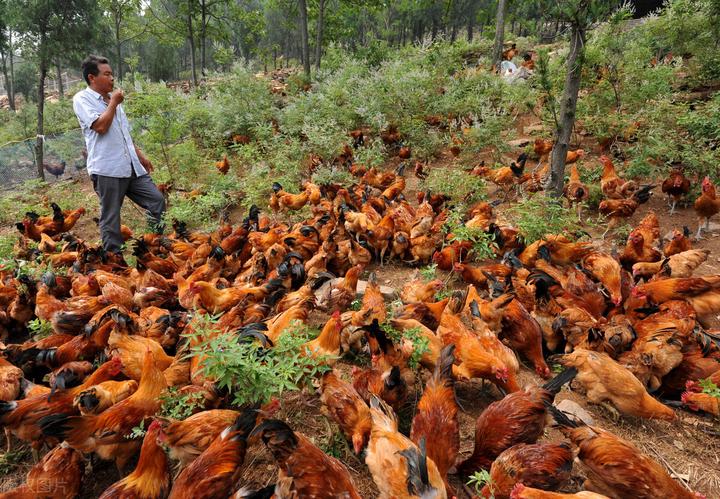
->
<box><xmin>91</xmin><ymin>89</ymin><xmax>124</xmax><ymax>135</ymax></box>
<box><xmin>135</xmin><ymin>145</ymin><xmax>153</xmax><ymax>173</ymax></box>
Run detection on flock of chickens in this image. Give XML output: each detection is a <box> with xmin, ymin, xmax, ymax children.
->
<box><xmin>0</xmin><ymin>131</ymin><xmax>719</xmax><ymax>499</ymax></box>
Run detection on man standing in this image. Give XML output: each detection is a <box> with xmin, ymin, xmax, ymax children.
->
<box><xmin>73</xmin><ymin>55</ymin><xmax>165</xmax><ymax>256</ymax></box>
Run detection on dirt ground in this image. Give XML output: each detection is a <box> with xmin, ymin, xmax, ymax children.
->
<box><xmin>1</xmin><ymin>117</ymin><xmax>720</xmax><ymax>498</ymax></box>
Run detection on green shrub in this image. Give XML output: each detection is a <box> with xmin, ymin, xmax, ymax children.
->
<box><xmin>311</xmin><ymin>165</ymin><xmax>354</xmax><ymax>186</ymax></box>
<box><xmin>27</xmin><ymin>318</ymin><xmax>54</xmax><ymax>340</ymax></box>
<box><xmin>507</xmin><ymin>194</ymin><xmax>587</xmax><ymax>243</ymax></box>
<box><xmin>425</xmin><ymin>167</ymin><xmax>487</xmax><ymax>205</ymax></box>
<box><xmin>442</xmin><ymin>209</ymin><xmax>498</xmax><ymax>260</ymax></box>
<box><xmin>158</xmin><ymin>386</ymin><xmax>205</xmax><ymax>420</ymax></box>
<box><xmin>185</xmin><ymin>315</ymin><xmax>331</xmax><ymax>406</ymax></box>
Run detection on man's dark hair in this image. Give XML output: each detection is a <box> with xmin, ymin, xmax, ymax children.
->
<box><xmin>82</xmin><ymin>55</ymin><xmax>110</xmax><ymax>85</ymax></box>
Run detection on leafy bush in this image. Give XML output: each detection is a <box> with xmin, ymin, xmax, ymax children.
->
<box><xmin>379</xmin><ymin>320</ymin><xmax>429</xmax><ymax>370</ymax></box>
<box><xmin>700</xmin><ymin>378</ymin><xmax>720</xmax><ymax>399</ymax></box>
<box><xmin>158</xmin><ymin>386</ymin><xmax>205</xmax><ymax>420</ymax></box>
<box><xmin>164</xmin><ymin>173</ymin><xmax>243</xmax><ymax>229</ymax></box>
<box><xmin>442</xmin><ymin>209</ymin><xmax>498</xmax><ymax>260</ymax></box>
<box><xmin>467</xmin><ymin>469</ymin><xmax>494</xmax><ymax>496</ymax></box>
<box><xmin>425</xmin><ymin>168</ymin><xmax>487</xmax><ymax>206</ymax></box>
<box><xmin>311</xmin><ymin>165</ymin><xmax>354</xmax><ymax>186</ymax></box>
<box><xmin>27</xmin><ymin>318</ymin><xmax>54</xmax><ymax>340</ymax></box>
<box><xmin>185</xmin><ymin>316</ymin><xmax>331</xmax><ymax>406</ymax></box>
<box><xmin>506</xmin><ymin>194</ymin><xmax>587</xmax><ymax>243</ymax></box>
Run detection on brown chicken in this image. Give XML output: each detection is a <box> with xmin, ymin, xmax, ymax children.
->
<box><xmin>558</xmin><ymin>349</ymin><xmax>675</xmax><ymax>420</ymax></box>
<box><xmin>481</xmin><ymin>442</ymin><xmax>574</xmax><ymax>499</ymax></box>
<box><xmin>599</xmin><ymin>155</ymin><xmax>637</xmax><ymax>200</ymax></box>
<box><xmin>100</xmin><ymin>420</ymin><xmax>170</xmax><ymax>499</ymax></box>
<box><xmin>631</xmin><ymin>275</ymin><xmax>720</xmax><ymax>321</ymax></box>
<box><xmin>619</xmin><ymin>230</ymin><xmax>661</xmax><ymax>269</ymax></box>
<box><xmin>410</xmin><ymin>345</ymin><xmax>458</xmax><ymax>497</ymax></box>
<box><xmin>215</xmin><ymin>156</ymin><xmax>230</xmax><ymax>175</ymax></box>
<box><xmin>108</xmin><ymin>328</ymin><xmax>174</xmax><ymax>381</ymax></box>
<box><xmin>632</xmin><ymin>249</ymin><xmax>710</xmax><ymax>279</ymax></box>
<box><xmin>439</xmin><ymin>294</ymin><xmax>520</xmax><ymax>391</ymax></box>
<box><xmin>661</xmin><ymin>167</ymin><xmax>690</xmax><ymax>215</ymax></box>
<box><xmin>564</xmin><ymin>148</ymin><xmax>585</xmax><ymax>165</ymax></box>
<box><xmin>301</xmin><ymin>311</ymin><xmax>344</xmax><ymax>363</ymax></box>
<box><xmin>40</xmin><ymin>350</ymin><xmax>166</xmax><ymax>471</ymax></box>
<box><xmin>550</xmin><ymin>406</ymin><xmax>698</xmax><ymax>498</ymax></box>
<box><xmin>432</xmin><ymin>240</ymin><xmax>472</xmax><ymax>270</ymax></box>
<box><xmin>663</xmin><ymin>226</ymin><xmax>692</xmax><ymax>256</ymax></box>
<box><xmin>252</xmin><ymin>419</ymin><xmax>361</xmax><ymax>498</ymax></box>
<box><xmin>52</xmin><ymin>203</ymin><xmax>87</xmax><ymax>233</ymax></box>
<box><xmin>454</xmin><ymin>262</ymin><xmax>513</xmax><ymax>288</ymax></box>
<box><xmin>598</xmin><ymin>185</ymin><xmax>654</xmax><ymax>237</ymax></box>
<box><xmin>352</xmin><ymin>365</ymin><xmax>408</xmax><ymax>413</ymax></box>
<box><xmin>400</xmin><ymin>278</ymin><xmax>444</xmax><ymax>303</ymax></box>
<box><xmin>458</xmin><ymin>368</ymin><xmax>577</xmax><ymax>476</ymax></box>
<box><xmin>313</xmin><ymin>265</ymin><xmax>363</xmax><ymax>312</ymax></box>
<box><xmin>564</xmin><ymin>163</ymin><xmax>589</xmax><ymax>221</ymax></box>
<box><xmin>188</xmin><ymin>279</ymin><xmax>281</xmax><ymax>314</ymax></box>
<box><xmin>694</xmin><ymin>176</ymin><xmax>720</xmax><ymax>239</ymax></box>
<box><xmin>156</xmin><ymin>409</ymin><xmax>239</xmax><ymax>468</ymax></box>
<box><xmin>582</xmin><ymin>251</ymin><xmax>624</xmax><ymax>307</ymax></box>
<box><xmin>0</xmin><ymin>443</ymin><xmax>84</xmax><ymax>499</ymax></box>
<box><xmin>271</xmin><ymin>182</ymin><xmax>310</xmax><ymax>211</ymax></box>
<box><xmin>0</xmin><ymin>356</ymin><xmax>23</xmax><ymax>402</ymax></box>
<box><xmin>534</xmin><ymin>138</ymin><xmax>553</xmax><ymax>164</ymax></box>
<box><xmin>73</xmin><ymin>380</ymin><xmax>138</xmax><ymax>416</ymax></box>
<box><xmin>0</xmin><ymin>357</ymin><xmax>123</xmax><ymax>457</ymax></box>
<box><xmin>366</xmin><ymin>397</ymin><xmax>447</xmax><ymax>499</ymax></box>
<box><xmin>660</xmin><ymin>345</ymin><xmax>720</xmax><ymax>396</ymax></box>
<box><xmin>501</xmin><ymin>299</ymin><xmax>551</xmax><ymax>378</ymax></box>
<box><xmin>351</xmin><ymin>272</ymin><xmax>386</xmax><ymax>326</ymax></box>
<box><xmin>169</xmin><ymin>409</ymin><xmax>257</xmax><ymax>499</ymax></box>
<box><xmin>682</xmin><ymin>382</ymin><xmax>719</xmax><ymax>416</ymax></box>
<box><xmin>320</xmin><ymin>370</ymin><xmax>372</xmax><ymax>454</ymax></box>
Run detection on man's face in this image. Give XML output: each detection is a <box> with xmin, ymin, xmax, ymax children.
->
<box><xmin>89</xmin><ymin>63</ymin><xmax>114</xmax><ymax>94</ymax></box>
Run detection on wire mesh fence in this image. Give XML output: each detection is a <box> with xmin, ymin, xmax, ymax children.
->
<box><xmin>0</xmin><ymin>129</ymin><xmax>88</xmax><ymax>191</ymax></box>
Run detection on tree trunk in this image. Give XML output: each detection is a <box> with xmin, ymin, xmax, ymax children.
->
<box><xmin>187</xmin><ymin>11</ymin><xmax>197</xmax><ymax>88</ymax></box>
<box><xmin>492</xmin><ymin>0</ymin><xmax>507</xmax><ymax>71</ymax></box>
<box><xmin>431</xmin><ymin>19</ymin><xmax>438</xmax><ymax>40</ymax></box>
<box><xmin>6</xmin><ymin>31</ymin><xmax>14</xmax><ymax>110</ymax></box>
<box><xmin>36</xmin><ymin>58</ymin><xmax>47</xmax><ymax>181</ymax></box>
<box><xmin>55</xmin><ymin>62</ymin><xmax>64</xmax><ymax>99</ymax></box>
<box><xmin>548</xmin><ymin>24</ymin><xmax>586</xmax><ymax>197</ymax></box>
<box><xmin>200</xmin><ymin>0</ymin><xmax>207</xmax><ymax>78</ymax></box>
<box><xmin>0</xmin><ymin>53</ymin><xmax>10</xmax><ymax>110</ymax></box>
<box><xmin>115</xmin><ymin>15</ymin><xmax>123</xmax><ymax>81</ymax></box>
<box><xmin>451</xmin><ymin>21</ymin><xmax>458</xmax><ymax>42</ymax></box>
<box><xmin>314</xmin><ymin>0</ymin><xmax>325</xmax><ymax>71</ymax></box>
<box><xmin>467</xmin><ymin>17</ymin><xmax>474</xmax><ymax>42</ymax></box>
<box><xmin>298</xmin><ymin>0</ymin><xmax>311</xmax><ymax>78</ymax></box>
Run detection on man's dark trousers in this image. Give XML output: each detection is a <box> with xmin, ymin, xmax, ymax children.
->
<box><xmin>91</xmin><ymin>170</ymin><xmax>165</xmax><ymax>253</ymax></box>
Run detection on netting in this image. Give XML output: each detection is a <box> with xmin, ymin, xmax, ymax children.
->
<box><xmin>0</xmin><ymin>129</ymin><xmax>88</xmax><ymax>190</ymax></box>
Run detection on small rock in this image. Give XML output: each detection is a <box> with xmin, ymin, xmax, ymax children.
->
<box><xmin>556</xmin><ymin>399</ymin><xmax>595</xmax><ymax>426</ymax></box>
<box><xmin>354</xmin><ymin>279</ymin><xmax>397</xmax><ymax>300</ymax></box>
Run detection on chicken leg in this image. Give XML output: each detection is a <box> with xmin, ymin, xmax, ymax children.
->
<box><xmin>696</xmin><ymin>217</ymin><xmax>707</xmax><ymax>240</ymax></box>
